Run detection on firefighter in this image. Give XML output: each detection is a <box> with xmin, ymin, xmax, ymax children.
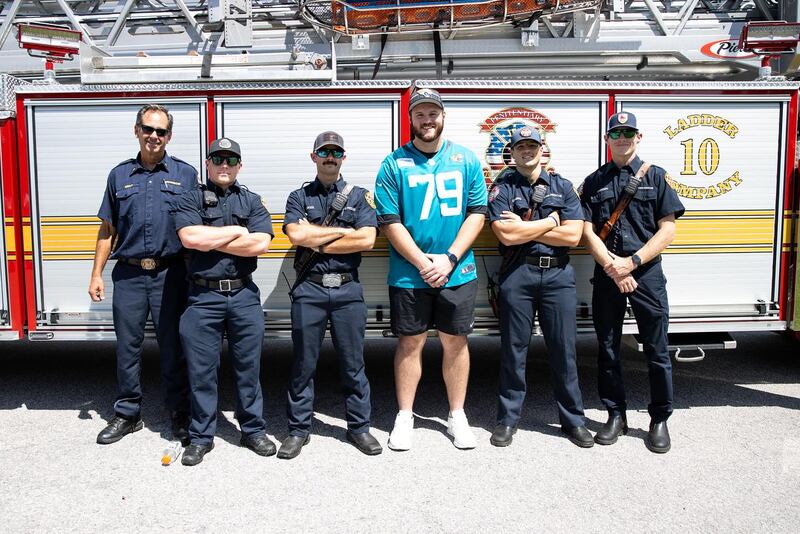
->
<box><xmin>278</xmin><ymin>131</ymin><xmax>381</xmax><ymax>460</ymax></box>
<box><xmin>581</xmin><ymin>112</ymin><xmax>685</xmax><ymax>453</ymax></box>
<box><xmin>90</xmin><ymin>104</ymin><xmax>196</xmax><ymax>446</ymax></box>
<box><xmin>172</xmin><ymin>137</ymin><xmax>275</xmax><ymax>466</ymax></box>
<box><xmin>488</xmin><ymin>127</ymin><xmax>593</xmax><ymax>448</ymax></box>
<box><xmin>374</xmin><ymin>88</ymin><xmax>488</xmax><ymax>451</ymax></box>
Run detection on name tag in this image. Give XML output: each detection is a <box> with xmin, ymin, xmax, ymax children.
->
<box><xmin>164</xmin><ymin>180</ymin><xmax>182</xmax><ymax>187</ymax></box>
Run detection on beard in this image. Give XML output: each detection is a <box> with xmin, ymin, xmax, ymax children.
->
<box><xmin>411</xmin><ymin>121</ymin><xmax>444</xmax><ymax>143</ymax></box>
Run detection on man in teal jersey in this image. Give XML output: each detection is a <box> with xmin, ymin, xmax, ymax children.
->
<box><xmin>375</xmin><ymin>87</ymin><xmax>488</xmax><ymax>450</ymax></box>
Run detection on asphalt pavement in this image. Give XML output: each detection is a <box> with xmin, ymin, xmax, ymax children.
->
<box><xmin>0</xmin><ymin>331</ymin><xmax>798</xmax><ymax>533</ymax></box>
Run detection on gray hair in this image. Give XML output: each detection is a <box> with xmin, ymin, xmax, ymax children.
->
<box><xmin>135</xmin><ymin>104</ymin><xmax>174</xmax><ymax>132</ymax></box>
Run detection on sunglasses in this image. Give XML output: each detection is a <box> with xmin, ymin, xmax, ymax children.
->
<box><xmin>315</xmin><ymin>148</ymin><xmax>345</xmax><ymax>159</ymax></box>
<box><xmin>608</xmin><ymin>129</ymin><xmax>638</xmax><ymax>140</ymax></box>
<box><xmin>208</xmin><ymin>155</ymin><xmax>240</xmax><ymax>166</ymax></box>
<box><xmin>139</xmin><ymin>124</ymin><xmax>170</xmax><ymax>137</ymax></box>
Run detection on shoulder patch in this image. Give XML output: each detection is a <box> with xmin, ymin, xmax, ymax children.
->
<box><xmin>488</xmin><ymin>185</ymin><xmax>501</xmax><ymax>203</ymax></box>
<box><xmin>364</xmin><ymin>190</ymin><xmax>376</xmax><ymax>209</ymax></box>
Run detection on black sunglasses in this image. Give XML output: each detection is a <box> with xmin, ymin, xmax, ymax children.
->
<box><xmin>315</xmin><ymin>148</ymin><xmax>345</xmax><ymax>159</ymax></box>
<box><xmin>608</xmin><ymin>129</ymin><xmax>638</xmax><ymax>140</ymax></box>
<box><xmin>208</xmin><ymin>155</ymin><xmax>240</xmax><ymax>166</ymax></box>
<box><xmin>140</xmin><ymin>124</ymin><xmax>170</xmax><ymax>137</ymax></box>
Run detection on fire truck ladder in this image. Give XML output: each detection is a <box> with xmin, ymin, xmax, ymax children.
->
<box><xmin>0</xmin><ymin>1</ymin><xmax>792</xmax><ymax>81</ymax></box>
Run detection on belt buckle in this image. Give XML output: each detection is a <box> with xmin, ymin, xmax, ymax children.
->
<box><xmin>218</xmin><ymin>279</ymin><xmax>233</xmax><ymax>292</ymax></box>
<box><xmin>140</xmin><ymin>258</ymin><xmax>157</xmax><ymax>270</ymax></box>
<box><xmin>538</xmin><ymin>256</ymin><xmax>551</xmax><ymax>268</ymax></box>
<box><xmin>321</xmin><ymin>273</ymin><xmax>342</xmax><ymax>288</ymax></box>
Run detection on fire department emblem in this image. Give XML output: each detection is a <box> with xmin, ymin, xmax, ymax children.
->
<box><xmin>519</xmin><ymin>127</ymin><xmax>533</xmax><ymax>138</ymax></box>
<box><xmin>617</xmin><ymin>113</ymin><xmax>629</xmax><ymax>124</ymax></box>
<box><xmin>479</xmin><ymin>107</ymin><xmax>557</xmax><ymax>187</ymax></box>
<box><xmin>218</xmin><ymin>138</ymin><xmax>232</xmax><ymax>149</ymax></box>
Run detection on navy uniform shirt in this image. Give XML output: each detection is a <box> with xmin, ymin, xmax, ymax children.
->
<box><xmin>488</xmin><ymin>169</ymin><xmax>583</xmax><ymax>257</ymax></box>
<box><xmin>580</xmin><ymin>155</ymin><xmax>685</xmax><ymax>256</ymax></box>
<box><xmin>97</xmin><ymin>152</ymin><xmax>199</xmax><ymax>259</ymax></box>
<box><xmin>283</xmin><ymin>177</ymin><xmax>377</xmax><ymax>274</ymax></box>
<box><xmin>172</xmin><ymin>180</ymin><xmax>274</xmax><ymax>280</ymax></box>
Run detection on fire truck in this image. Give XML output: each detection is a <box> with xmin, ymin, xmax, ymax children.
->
<box><xmin>0</xmin><ymin>1</ymin><xmax>797</xmax><ymax>356</ymax></box>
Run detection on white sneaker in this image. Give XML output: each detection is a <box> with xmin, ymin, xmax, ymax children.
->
<box><xmin>388</xmin><ymin>411</ymin><xmax>414</xmax><ymax>451</ymax></box>
<box><xmin>447</xmin><ymin>410</ymin><xmax>477</xmax><ymax>450</ymax></box>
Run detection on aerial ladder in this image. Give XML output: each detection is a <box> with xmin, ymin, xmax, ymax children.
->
<box><xmin>0</xmin><ymin>1</ymin><xmax>792</xmax><ymax>82</ymax></box>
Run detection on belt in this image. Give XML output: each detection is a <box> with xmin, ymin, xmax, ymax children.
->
<box><xmin>526</xmin><ymin>255</ymin><xmax>569</xmax><ymax>269</ymax></box>
<box><xmin>118</xmin><ymin>256</ymin><xmax>180</xmax><ymax>271</ymax></box>
<box><xmin>306</xmin><ymin>272</ymin><xmax>355</xmax><ymax>288</ymax></box>
<box><xmin>191</xmin><ymin>275</ymin><xmax>251</xmax><ymax>292</ymax></box>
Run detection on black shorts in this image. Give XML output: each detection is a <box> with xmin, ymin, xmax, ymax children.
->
<box><xmin>389</xmin><ymin>280</ymin><xmax>478</xmax><ymax>336</ymax></box>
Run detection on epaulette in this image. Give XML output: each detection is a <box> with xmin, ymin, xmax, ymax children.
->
<box><xmin>169</xmin><ymin>155</ymin><xmax>193</xmax><ymax>167</ymax></box>
<box><xmin>110</xmin><ymin>157</ymin><xmax>137</xmax><ymax>171</ymax></box>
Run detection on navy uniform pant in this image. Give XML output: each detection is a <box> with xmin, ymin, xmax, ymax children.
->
<box><xmin>497</xmin><ymin>262</ymin><xmax>586</xmax><ymax>429</ymax></box>
<box><xmin>111</xmin><ymin>261</ymin><xmax>189</xmax><ymax>418</ymax></box>
<box><xmin>179</xmin><ymin>281</ymin><xmax>267</xmax><ymax>445</ymax></box>
<box><xmin>592</xmin><ymin>261</ymin><xmax>672</xmax><ymax>422</ymax></box>
<box><xmin>287</xmin><ymin>278</ymin><xmax>371</xmax><ymax>436</ymax></box>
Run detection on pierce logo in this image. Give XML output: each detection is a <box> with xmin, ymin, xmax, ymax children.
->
<box><xmin>478</xmin><ymin>107</ymin><xmax>556</xmax><ymax>186</ymax></box>
<box><xmin>700</xmin><ymin>39</ymin><xmax>757</xmax><ymax>60</ymax></box>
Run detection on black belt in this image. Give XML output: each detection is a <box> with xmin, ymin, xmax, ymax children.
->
<box><xmin>118</xmin><ymin>256</ymin><xmax>180</xmax><ymax>271</ymax></box>
<box><xmin>306</xmin><ymin>272</ymin><xmax>355</xmax><ymax>288</ymax></box>
<box><xmin>526</xmin><ymin>255</ymin><xmax>569</xmax><ymax>269</ymax></box>
<box><xmin>191</xmin><ymin>275</ymin><xmax>251</xmax><ymax>292</ymax></box>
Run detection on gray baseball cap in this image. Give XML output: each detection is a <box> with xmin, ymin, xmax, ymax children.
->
<box><xmin>409</xmin><ymin>88</ymin><xmax>444</xmax><ymax>111</ymax></box>
<box><xmin>208</xmin><ymin>137</ymin><xmax>241</xmax><ymax>157</ymax></box>
<box><xmin>313</xmin><ymin>131</ymin><xmax>345</xmax><ymax>151</ymax></box>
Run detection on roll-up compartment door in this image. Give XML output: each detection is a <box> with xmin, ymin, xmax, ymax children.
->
<box><xmin>26</xmin><ymin>101</ymin><xmax>205</xmax><ymax>338</ymax></box>
<box><xmin>436</xmin><ymin>98</ymin><xmax>607</xmax><ymax>329</ymax></box>
<box><xmin>217</xmin><ymin>97</ymin><xmax>399</xmax><ymax>330</ymax></box>
<box><xmin>619</xmin><ymin>99</ymin><xmax>786</xmax><ymax>321</ymax></box>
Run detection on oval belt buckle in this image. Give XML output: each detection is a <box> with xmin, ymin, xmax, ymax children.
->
<box><xmin>140</xmin><ymin>258</ymin><xmax>157</xmax><ymax>270</ymax></box>
<box><xmin>322</xmin><ymin>273</ymin><xmax>341</xmax><ymax>288</ymax></box>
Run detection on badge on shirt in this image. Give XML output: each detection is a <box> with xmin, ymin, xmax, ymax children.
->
<box><xmin>488</xmin><ymin>185</ymin><xmax>500</xmax><ymax>203</ymax></box>
<box><xmin>450</xmin><ymin>153</ymin><xmax>464</xmax><ymax>163</ymax></box>
<box><xmin>364</xmin><ymin>191</ymin><xmax>376</xmax><ymax>209</ymax></box>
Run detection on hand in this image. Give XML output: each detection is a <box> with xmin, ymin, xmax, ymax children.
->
<box><xmin>547</xmin><ymin>210</ymin><xmax>560</xmax><ymax>227</ymax></box>
<box><xmin>604</xmin><ymin>255</ymin><xmax>634</xmax><ymax>279</ymax></box>
<box><xmin>614</xmin><ymin>275</ymin><xmax>638</xmax><ymax>294</ymax></box>
<box><xmin>298</xmin><ymin>218</ymin><xmax>309</xmax><ymax>225</ymax></box>
<box><xmin>419</xmin><ymin>253</ymin><xmax>453</xmax><ymax>288</ymax></box>
<box><xmin>88</xmin><ymin>275</ymin><xmax>104</xmax><ymax>302</ymax></box>
<box><xmin>498</xmin><ymin>211</ymin><xmax>522</xmax><ymax>223</ymax></box>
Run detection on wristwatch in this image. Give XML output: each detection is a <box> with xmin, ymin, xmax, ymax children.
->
<box><xmin>631</xmin><ymin>254</ymin><xmax>642</xmax><ymax>268</ymax></box>
<box><xmin>446</xmin><ymin>252</ymin><xmax>459</xmax><ymax>266</ymax></box>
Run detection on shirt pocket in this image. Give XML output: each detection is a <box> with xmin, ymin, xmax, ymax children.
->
<box><xmin>511</xmin><ymin>198</ymin><xmax>530</xmax><ymax>218</ymax></box>
<box><xmin>589</xmin><ymin>188</ymin><xmax>615</xmax><ymax>220</ymax></box>
<box><xmin>200</xmin><ymin>206</ymin><xmax>224</xmax><ymax>227</ymax></box>
<box><xmin>540</xmin><ymin>196</ymin><xmax>565</xmax><ymax>219</ymax></box>
<box><xmin>232</xmin><ymin>207</ymin><xmax>250</xmax><ymax>228</ymax></box>
<box><xmin>160</xmin><ymin>181</ymin><xmax>186</xmax><ymax>211</ymax></box>
<box><xmin>631</xmin><ymin>186</ymin><xmax>656</xmax><ymax>222</ymax></box>
<box><xmin>336</xmin><ymin>208</ymin><xmax>357</xmax><ymax>228</ymax></box>
<box><xmin>115</xmin><ymin>184</ymin><xmax>139</xmax><ymax>219</ymax></box>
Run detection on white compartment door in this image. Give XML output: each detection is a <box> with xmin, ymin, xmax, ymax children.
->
<box><xmin>26</xmin><ymin>100</ymin><xmax>205</xmax><ymax>335</ymax></box>
<box><xmin>217</xmin><ymin>97</ymin><xmax>399</xmax><ymax>327</ymax></box>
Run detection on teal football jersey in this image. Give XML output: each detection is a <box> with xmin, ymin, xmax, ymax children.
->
<box><xmin>375</xmin><ymin>140</ymin><xmax>488</xmax><ymax>288</ymax></box>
